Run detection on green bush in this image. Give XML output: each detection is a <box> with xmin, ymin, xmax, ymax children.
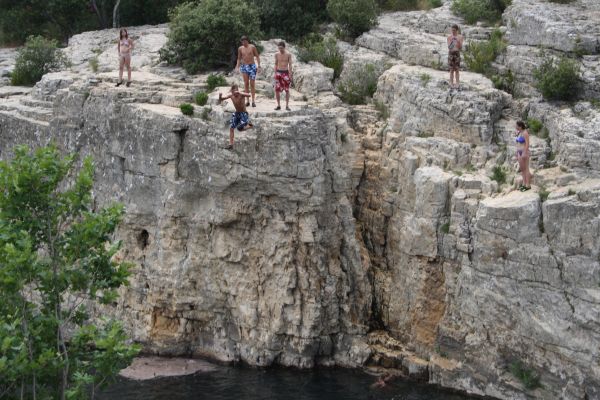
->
<box><xmin>533</xmin><ymin>56</ymin><xmax>581</xmax><ymax>101</ymax></box>
<box><xmin>206</xmin><ymin>74</ymin><xmax>228</xmax><ymax>91</ymax></box>
<box><xmin>510</xmin><ymin>361</ymin><xmax>542</xmax><ymax>390</ymax></box>
<box><xmin>378</xmin><ymin>0</ymin><xmax>441</xmax><ymax>10</ymax></box>
<box><xmin>327</xmin><ymin>0</ymin><xmax>378</xmax><ymax>38</ymax></box>
<box><xmin>180</xmin><ymin>103</ymin><xmax>194</xmax><ymax>116</ymax></box>
<box><xmin>160</xmin><ymin>0</ymin><xmax>261</xmax><ymax>73</ymax></box>
<box><xmin>250</xmin><ymin>0</ymin><xmax>327</xmax><ymax>40</ymax></box>
<box><xmin>491</xmin><ymin>70</ymin><xmax>515</xmax><ymax>94</ymax></box>
<box><xmin>378</xmin><ymin>0</ymin><xmax>418</xmax><ymax>9</ymax></box>
<box><xmin>11</xmin><ymin>35</ymin><xmax>68</xmax><ymax>86</ymax></box>
<box><xmin>451</xmin><ymin>0</ymin><xmax>512</xmax><ymax>25</ymax></box>
<box><xmin>195</xmin><ymin>92</ymin><xmax>209</xmax><ymax>106</ymax></box>
<box><xmin>298</xmin><ymin>36</ymin><xmax>344</xmax><ymax>80</ymax></box>
<box><xmin>464</xmin><ymin>29</ymin><xmax>506</xmax><ymax>74</ymax></box>
<box><xmin>337</xmin><ymin>63</ymin><xmax>381</xmax><ymax>105</ymax></box>
<box><xmin>0</xmin><ymin>145</ymin><xmax>139</xmax><ymax>398</ymax></box>
<box><xmin>490</xmin><ymin>166</ymin><xmax>506</xmax><ymax>185</ymax></box>
<box><xmin>440</xmin><ymin>222</ymin><xmax>450</xmax><ymax>233</ymax></box>
<box><xmin>526</xmin><ymin>118</ymin><xmax>543</xmax><ymax>135</ymax></box>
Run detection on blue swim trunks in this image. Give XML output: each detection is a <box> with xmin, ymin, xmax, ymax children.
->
<box><xmin>240</xmin><ymin>63</ymin><xmax>257</xmax><ymax>81</ymax></box>
<box><xmin>231</xmin><ymin>111</ymin><xmax>251</xmax><ymax>131</ymax></box>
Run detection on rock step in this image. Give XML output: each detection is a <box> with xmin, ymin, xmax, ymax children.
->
<box><xmin>367</xmin><ymin>330</ymin><xmax>406</xmax><ymax>351</ymax></box>
<box><xmin>100</xmin><ymin>75</ymin><xmax>204</xmax><ymax>92</ymax></box>
<box><xmin>19</xmin><ymin>98</ymin><xmax>53</xmax><ymax>109</ymax></box>
<box><xmin>0</xmin><ymin>109</ymin><xmax>50</xmax><ymax>127</ymax></box>
<box><xmin>366</xmin><ymin>345</ymin><xmax>429</xmax><ymax>382</ymax></box>
<box><xmin>0</xmin><ymin>101</ymin><xmax>53</xmax><ymax>122</ymax></box>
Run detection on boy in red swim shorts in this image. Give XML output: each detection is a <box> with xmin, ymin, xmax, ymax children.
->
<box><xmin>274</xmin><ymin>41</ymin><xmax>293</xmax><ymax>111</ymax></box>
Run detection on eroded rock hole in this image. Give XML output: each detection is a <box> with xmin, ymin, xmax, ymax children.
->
<box><xmin>137</xmin><ymin>229</ymin><xmax>150</xmax><ymax>250</ymax></box>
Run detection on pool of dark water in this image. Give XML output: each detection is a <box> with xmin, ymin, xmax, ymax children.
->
<box><xmin>99</xmin><ymin>366</ymin><xmax>479</xmax><ymax>400</ymax></box>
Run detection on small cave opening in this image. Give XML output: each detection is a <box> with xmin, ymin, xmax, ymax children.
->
<box><xmin>137</xmin><ymin>229</ymin><xmax>150</xmax><ymax>250</ymax></box>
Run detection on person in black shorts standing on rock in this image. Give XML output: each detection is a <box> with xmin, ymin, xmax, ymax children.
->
<box><xmin>447</xmin><ymin>24</ymin><xmax>463</xmax><ymax>91</ymax></box>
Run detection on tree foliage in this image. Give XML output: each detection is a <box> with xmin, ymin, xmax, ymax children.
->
<box><xmin>0</xmin><ymin>145</ymin><xmax>139</xmax><ymax>400</ymax></box>
<box><xmin>533</xmin><ymin>56</ymin><xmax>581</xmax><ymax>101</ymax></box>
<box><xmin>464</xmin><ymin>29</ymin><xmax>506</xmax><ymax>74</ymax></box>
<box><xmin>327</xmin><ymin>0</ymin><xmax>378</xmax><ymax>38</ymax></box>
<box><xmin>250</xmin><ymin>0</ymin><xmax>328</xmax><ymax>41</ymax></box>
<box><xmin>298</xmin><ymin>35</ymin><xmax>344</xmax><ymax>80</ymax></box>
<box><xmin>0</xmin><ymin>0</ymin><xmax>185</xmax><ymax>44</ymax></box>
<box><xmin>451</xmin><ymin>0</ymin><xmax>511</xmax><ymax>25</ymax></box>
<box><xmin>11</xmin><ymin>36</ymin><xmax>69</xmax><ymax>86</ymax></box>
<box><xmin>160</xmin><ymin>0</ymin><xmax>262</xmax><ymax>73</ymax></box>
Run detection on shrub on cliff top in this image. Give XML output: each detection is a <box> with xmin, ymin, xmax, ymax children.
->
<box><xmin>206</xmin><ymin>74</ymin><xmax>228</xmax><ymax>91</ymax></box>
<box><xmin>250</xmin><ymin>0</ymin><xmax>327</xmax><ymax>41</ymax></box>
<box><xmin>378</xmin><ymin>0</ymin><xmax>442</xmax><ymax>10</ymax></box>
<box><xmin>464</xmin><ymin>29</ymin><xmax>506</xmax><ymax>74</ymax></box>
<box><xmin>11</xmin><ymin>35</ymin><xmax>68</xmax><ymax>86</ymax></box>
<box><xmin>451</xmin><ymin>0</ymin><xmax>512</xmax><ymax>25</ymax></box>
<box><xmin>195</xmin><ymin>92</ymin><xmax>209</xmax><ymax>106</ymax></box>
<box><xmin>298</xmin><ymin>35</ymin><xmax>344</xmax><ymax>80</ymax></box>
<box><xmin>327</xmin><ymin>0</ymin><xmax>378</xmax><ymax>38</ymax></box>
<box><xmin>180</xmin><ymin>103</ymin><xmax>194</xmax><ymax>116</ymax></box>
<box><xmin>160</xmin><ymin>0</ymin><xmax>261</xmax><ymax>73</ymax></box>
<box><xmin>337</xmin><ymin>63</ymin><xmax>382</xmax><ymax>105</ymax></box>
<box><xmin>533</xmin><ymin>56</ymin><xmax>581</xmax><ymax>101</ymax></box>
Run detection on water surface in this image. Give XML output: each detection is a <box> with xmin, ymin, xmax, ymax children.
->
<box><xmin>100</xmin><ymin>365</ymin><xmax>479</xmax><ymax>400</ymax></box>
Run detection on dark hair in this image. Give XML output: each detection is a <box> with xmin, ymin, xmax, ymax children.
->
<box><xmin>278</xmin><ymin>41</ymin><xmax>286</xmax><ymax>47</ymax></box>
<box><xmin>231</xmin><ymin>84</ymin><xmax>239</xmax><ymax>91</ymax></box>
<box><xmin>120</xmin><ymin>29</ymin><xmax>128</xmax><ymax>40</ymax></box>
<box><xmin>452</xmin><ymin>24</ymin><xmax>459</xmax><ymax>30</ymax></box>
<box><xmin>516</xmin><ymin>120</ymin><xmax>527</xmax><ymax>130</ymax></box>
<box><xmin>241</xmin><ymin>35</ymin><xmax>248</xmax><ymax>42</ymax></box>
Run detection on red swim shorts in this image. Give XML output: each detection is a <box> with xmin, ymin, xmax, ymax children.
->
<box><xmin>275</xmin><ymin>70</ymin><xmax>291</xmax><ymax>92</ymax></box>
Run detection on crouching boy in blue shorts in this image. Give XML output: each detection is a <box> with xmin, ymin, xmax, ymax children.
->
<box><xmin>218</xmin><ymin>84</ymin><xmax>254</xmax><ymax>150</ymax></box>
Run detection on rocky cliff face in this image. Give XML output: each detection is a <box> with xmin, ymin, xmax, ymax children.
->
<box><xmin>1</xmin><ymin>1</ymin><xmax>599</xmax><ymax>399</ymax></box>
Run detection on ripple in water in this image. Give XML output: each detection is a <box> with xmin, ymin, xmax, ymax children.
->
<box><xmin>99</xmin><ymin>366</ymin><xmax>479</xmax><ymax>400</ymax></box>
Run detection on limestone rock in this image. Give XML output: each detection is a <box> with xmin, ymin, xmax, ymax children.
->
<box><xmin>505</xmin><ymin>0</ymin><xmax>600</xmax><ymax>54</ymax></box>
<box><xmin>64</xmin><ymin>24</ymin><xmax>169</xmax><ymax>73</ymax></box>
<box><xmin>375</xmin><ymin>63</ymin><xmax>510</xmax><ymax>144</ymax></box>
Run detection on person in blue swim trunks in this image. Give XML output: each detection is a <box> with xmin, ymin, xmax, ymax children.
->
<box><xmin>218</xmin><ymin>84</ymin><xmax>254</xmax><ymax>150</ymax></box>
<box><xmin>235</xmin><ymin>36</ymin><xmax>261</xmax><ymax>108</ymax></box>
<box><xmin>515</xmin><ymin>120</ymin><xmax>531</xmax><ymax>191</ymax></box>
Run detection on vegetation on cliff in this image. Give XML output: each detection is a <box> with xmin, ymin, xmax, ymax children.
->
<box><xmin>0</xmin><ymin>0</ymin><xmax>182</xmax><ymax>44</ymax></box>
<box><xmin>11</xmin><ymin>36</ymin><xmax>68</xmax><ymax>86</ymax></box>
<box><xmin>159</xmin><ymin>0</ymin><xmax>261</xmax><ymax>73</ymax></box>
<box><xmin>0</xmin><ymin>145</ymin><xmax>139</xmax><ymax>399</ymax></box>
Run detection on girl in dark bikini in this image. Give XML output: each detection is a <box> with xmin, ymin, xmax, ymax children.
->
<box><xmin>116</xmin><ymin>29</ymin><xmax>134</xmax><ymax>87</ymax></box>
<box><xmin>515</xmin><ymin>120</ymin><xmax>531</xmax><ymax>191</ymax></box>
